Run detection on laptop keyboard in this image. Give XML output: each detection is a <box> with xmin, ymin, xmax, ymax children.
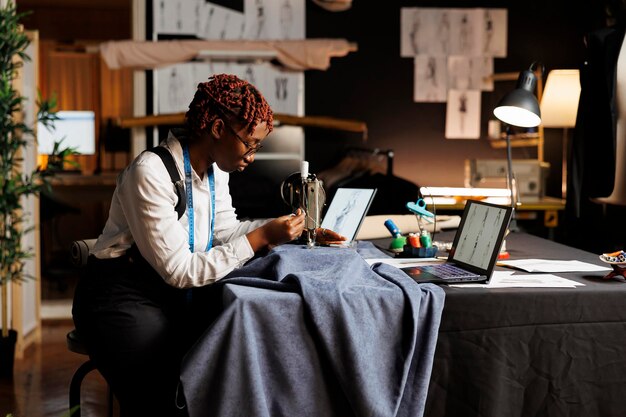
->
<box><xmin>419</xmin><ymin>263</ymin><xmax>481</xmax><ymax>280</ymax></box>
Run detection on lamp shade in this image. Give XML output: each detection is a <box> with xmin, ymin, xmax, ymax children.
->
<box><xmin>493</xmin><ymin>69</ymin><xmax>542</xmax><ymax>128</ymax></box>
<box><xmin>539</xmin><ymin>69</ymin><xmax>580</xmax><ymax>128</ymax></box>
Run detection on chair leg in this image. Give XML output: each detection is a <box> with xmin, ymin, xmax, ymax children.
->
<box><xmin>69</xmin><ymin>359</ymin><xmax>97</xmax><ymax>417</ymax></box>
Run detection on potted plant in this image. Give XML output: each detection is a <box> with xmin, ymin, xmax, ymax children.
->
<box><xmin>45</xmin><ymin>137</ymin><xmax>81</xmax><ymax>172</ymax></box>
<box><xmin>0</xmin><ymin>1</ymin><xmax>73</xmax><ymax>377</ymax></box>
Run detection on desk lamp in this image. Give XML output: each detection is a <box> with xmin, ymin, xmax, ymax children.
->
<box><xmin>540</xmin><ymin>69</ymin><xmax>580</xmax><ymax>199</ymax></box>
<box><xmin>493</xmin><ymin>64</ymin><xmax>542</xmax><ymax>226</ymax></box>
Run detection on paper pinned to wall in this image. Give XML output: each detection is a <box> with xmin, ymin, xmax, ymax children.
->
<box><xmin>157</xmin><ymin>63</ymin><xmax>195</xmax><ymax>114</ymax></box>
<box><xmin>480</xmin><ymin>8</ymin><xmax>508</xmax><ymax>58</ymax></box>
<box><xmin>401</xmin><ymin>6</ymin><xmax>504</xmax><ymax>113</ymax></box>
<box><xmin>414</xmin><ymin>56</ymin><xmax>448</xmax><ymax>103</ymax></box>
<box><xmin>197</xmin><ymin>2</ymin><xmax>246</xmax><ymax>40</ymax></box>
<box><xmin>157</xmin><ymin>61</ymin><xmax>303</xmax><ymax>116</ymax></box>
<box><xmin>400</xmin><ymin>7</ymin><xmax>507</xmax><ymax>58</ymax></box>
<box><xmin>154</xmin><ymin>0</ymin><xmax>200</xmax><ymax>36</ymax></box>
<box><xmin>244</xmin><ymin>0</ymin><xmax>306</xmax><ymax>40</ymax></box>
<box><xmin>156</xmin><ymin>0</ymin><xmax>306</xmax><ymax>41</ymax></box>
<box><xmin>448</xmin><ymin>56</ymin><xmax>494</xmax><ymax>91</ymax></box>
<box><xmin>448</xmin><ymin>9</ymin><xmax>482</xmax><ymax>57</ymax></box>
<box><xmin>445</xmin><ymin>89</ymin><xmax>481</xmax><ymax>139</ymax></box>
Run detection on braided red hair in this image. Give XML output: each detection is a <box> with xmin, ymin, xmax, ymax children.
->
<box><xmin>185</xmin><ymin>74</ymin><xmax>274</xmax><ymax>138</ymax></box>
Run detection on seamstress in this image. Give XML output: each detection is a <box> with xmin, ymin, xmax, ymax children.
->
<box><xmin>72</xmin><ymin>74</ymin><xmax>343</xmax><ymax>416</ymax></box>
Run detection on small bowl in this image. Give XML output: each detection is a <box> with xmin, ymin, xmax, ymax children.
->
<box><xmin>599</xmin><ymin>250</ymin><xmax>626</xmax><ymax>265</ymax></box>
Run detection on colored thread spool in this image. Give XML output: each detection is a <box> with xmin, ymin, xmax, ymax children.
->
<box><xmin>384</xmin><ymin>219</ymin><xmax>402</xmax><ymax>237</ymax></box>
<box><xmin>408</xmin><ymin>233</ymin><xmax>421</xmax><ymax>248</ymax></box>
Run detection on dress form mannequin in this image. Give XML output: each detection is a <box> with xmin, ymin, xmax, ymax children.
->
<box><xmin>594</xmin><ymin>35</ymin><xmax>626</xmax><ymax>205</ymax></box>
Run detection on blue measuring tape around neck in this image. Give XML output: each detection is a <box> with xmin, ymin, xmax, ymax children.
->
<box><xmin>182</xmin><ymin>144</ymin><xmax>215</xmax><ymax>252</ymax></box>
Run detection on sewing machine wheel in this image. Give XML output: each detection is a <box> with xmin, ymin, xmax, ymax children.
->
<box><xmin>280</xmin><ymin>172</ymin><xmax>304</xmax><ymax>211</ymax></box>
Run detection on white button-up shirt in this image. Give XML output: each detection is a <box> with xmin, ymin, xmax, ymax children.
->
<box><xmin>91</xmin><ymin>132</ymin><xmax>269</xmax><ymax>288</ymax></box>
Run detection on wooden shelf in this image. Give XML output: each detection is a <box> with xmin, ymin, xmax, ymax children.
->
<box><xmin>116</xmin><ymin>113</ymin><xmax>368</xmax><ymax>138</ymax></box>
<box><xmin>488</xmin><ymin>133</ymin><xmax>540</xmax><ymax>149</ymax></box>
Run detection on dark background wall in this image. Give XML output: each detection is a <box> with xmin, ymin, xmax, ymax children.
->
<box><xmin>17</xmin><ymin>0</ymin><xmax>622</xmax><ymax>255</ymax></box>
<box><xmin>304</xmin><ymin>0</ymin><xmax>605</xmax><ymax>198</ymax></box>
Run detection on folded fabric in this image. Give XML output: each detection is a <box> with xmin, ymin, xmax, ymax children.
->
<box><xmin>100</xmin><ymin>39</ymin><xmax>356</xmax><ymax>71</ymax></box>
<box><xmin>180</xmin><ymin>243</ymin><xmax>445</xmax><ymax>417</ymax></box>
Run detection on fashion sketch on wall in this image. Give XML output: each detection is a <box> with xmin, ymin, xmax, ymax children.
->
<box><xmin>414</xmin><ymin>56</ymin><xmax>447</xmax><ymax>103</ymax></box>
<box><xmin>197</xmin><ymin>3</ymin><xmax>245</xmax><ymax>40</ymax></box>
<box><xmin>401</xmin><ymin>8</ymin><xmax>458</xmax><ymax>57</ymax></box>
<box><xmin>156</xmin><ymin>0</ymin><xmax>306</xmax><ymax>40</ymax></box>
<box><xmin>164</xmin><ymin>62</ymin><xmax>303</xmax><ymax>116</ymax></box>
<box><xmin>445</xmin><ymin>89</ymin><xmax>481</xmax><ymax>139</ymax></box>
<box><xmin>481</xmin><ymin>8</ymin><xmax>507</xmax><ymax>57</ymax></box>
<box><xmin>244</xmin><ymin>0</ymin><xmax>305</xmax><ymax>40</ymax></box>
<box><xmin>448</xmin><ymin>9</ymin><xmax>481</xmax><ymax>57</ymax></box>
<box><xmin>154</xmin><ymin>0</ymin><xmax>199</xmax><ymax>35</ymax></box>
<box><xmin>157</xmin><ymin>64</ymin><xmax>195</xmax><ymax>114</ymax></box>
<box><xmin>401</xmin><ymin>7</ymin><xmax>505</xmax><ymax>98</ymax></box>
<box><xmin>264</xmin><ymin>65</ymin><xmax>302</xmax><ymax>115</ymax></box>
<box><xmin>448</xmin><ymin>56</ymin><xmax>494</xmax><ymax>91</ymax></box>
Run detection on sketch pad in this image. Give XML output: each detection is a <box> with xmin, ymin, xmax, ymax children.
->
<box><xmin>320</xmin><ymin>188</ymin><xmax>377</xmax><ymax>244</ymax></box>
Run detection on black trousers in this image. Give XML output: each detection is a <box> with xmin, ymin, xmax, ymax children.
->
<box><xmin>72</xmin><ymin>252</ymin><xmax>207</xmax><ymax>417</ymax></box>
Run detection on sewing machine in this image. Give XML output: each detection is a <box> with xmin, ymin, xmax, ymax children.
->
<box><xmin>280</xmin><ymin>161</ymin><xmax>326</xmax><ymax>247</ymax></box>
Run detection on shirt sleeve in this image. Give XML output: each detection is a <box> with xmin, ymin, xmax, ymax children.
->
<box><xmin>117</xmin><ymin>157</ymin><xmax>264</xmax><ymax>289</ymax></box>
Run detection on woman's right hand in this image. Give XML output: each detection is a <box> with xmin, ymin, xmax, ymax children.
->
<box><xmin>247</xmin><ymin>209</ymin><xmax>305</xmax><ymax>252</ymax></box>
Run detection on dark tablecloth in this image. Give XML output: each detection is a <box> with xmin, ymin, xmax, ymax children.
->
<box><xmin>423</xmin><ymin>232</ymin><xmax>626</xmax><ymax>417</ymax></box>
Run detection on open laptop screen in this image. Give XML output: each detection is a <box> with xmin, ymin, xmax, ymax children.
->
<box><xmin>449</xmin><ymin>200</ymin><xmax>511</xmax><ymax>271</ymax></box>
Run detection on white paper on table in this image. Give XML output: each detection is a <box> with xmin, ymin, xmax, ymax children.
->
<box><xmin>499</xmin><ymin>259</ymin><xmax>611</xmax><ymax>273</ymax></box>
<box><xmin>449</xmin><ymin>271</ymin><xmax>585</xmax><ymax>288</ymax></box>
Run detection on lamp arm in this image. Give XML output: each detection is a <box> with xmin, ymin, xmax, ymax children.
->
<box><xmin>505</xmin><ymin>125</ymin><xmax>519</xmax><ymax>231</ymax></box>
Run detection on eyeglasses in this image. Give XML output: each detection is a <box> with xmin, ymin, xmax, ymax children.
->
<box><xmin>223</xmin><ymin>122</ymin><xmax>263</xmax><ymax>157</ymax></box>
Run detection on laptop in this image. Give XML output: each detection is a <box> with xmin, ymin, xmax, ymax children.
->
<box><xmin>401</xmin><ymin>200</ymin><xmax>512</xmax><ymax>284</ymax></box>
<box><xmin>320</xmin><ymin>188</ymin><xmax>377</xmax><ymax>246</ymax></box>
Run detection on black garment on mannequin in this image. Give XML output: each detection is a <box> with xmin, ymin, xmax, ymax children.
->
<box><xmin>570</xmin><ymin>25</ymin><xmax>626</xmax><ymax>216</ymax></box>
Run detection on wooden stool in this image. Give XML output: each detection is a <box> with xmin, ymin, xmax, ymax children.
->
<box><xmin>67</xmin><ymin>329</ymin><xmax>114</xmax><ymax>417</ymax></box>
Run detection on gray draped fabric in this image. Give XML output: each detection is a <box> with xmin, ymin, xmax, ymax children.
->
<box><xmin>180</xmin><ymin>243</ymin><xmax>445</xmax><ymax>417</ymax></box>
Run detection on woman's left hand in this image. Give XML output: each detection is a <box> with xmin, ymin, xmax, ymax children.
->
<box><xmin>315</xmin><ymin>228</ymin><xmax>347</xmax><ymax>245</ymax></box>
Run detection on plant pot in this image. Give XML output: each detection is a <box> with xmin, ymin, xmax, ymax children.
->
<box><xmin>0</xmin><ymin>329</ymin><xmax>18</xmax><ymax>378</ymax></box>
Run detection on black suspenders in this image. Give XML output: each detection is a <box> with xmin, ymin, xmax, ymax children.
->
<box><xmin>146</xmin><ymin>147</ymin><xmax>186</xmax><ymax>220</ymax></box>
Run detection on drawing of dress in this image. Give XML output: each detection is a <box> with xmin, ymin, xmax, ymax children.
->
<box><xmin>159</xmin><ymin>1</ymin><xmax>165</xmax><ymax>31</ymax></box>
<box><xmin>168</xmin><ymin>68</ymin><xmax>186</xmax><ymax>112</ymax></box>
<box><xmin>409</xmin><ymin>11</ymin><xmax>421</xmax><ymax>55</ymax></box>
<box><xmin>484</xmin><ymin>10</ymin><xmax>494</xmax><ymax>54</ymax></box>
<box><xmin>280</xmin><ymin>0</ymin><xmax>294</xmax><ymax>39</ymax></box>
<box><xmin>275</xmin><ymin>77</ymin><xmax>288</xmax><ymax>101</ymax></box>
<box><xmin>438</xmin><ymin>12</ymin><xmax>451</xmax><ymax>54</ymax></box>
<box><xmin>458</xmin><ymin>92</ymin><xmax>468</xmax><ymax>132</ymax></box>
<box><xmin>176</xmin><ymin>2</ymin><xmax>182</xmax><ymax>30</ymax></box>
<box><xmin>220</xmin><ymin>14</ymin><xmax>230</xmax><ymax>40</ymax></box>
<box><xmin>424</xmin><ymin>57</ymin><xmax>439</xmax><ymax>101</ymax></box>
<box><xmin>254</xmin><ymin>0</ymin><xmax>266</xmax><ymax>39</ymax></box>
<box><xmin>245</xmin><ymin>65</ymin><xmax>256</xmax><ymax>85</ymax></box>
<box><xmin>459</xmin><ymin>13</ymin><xmax>473</xmax><ymax>54</ymax></box>
<box><xmin>202</xmin><ymin>6</ymin><xmax>215</xmax><ymax>39</ymax></box>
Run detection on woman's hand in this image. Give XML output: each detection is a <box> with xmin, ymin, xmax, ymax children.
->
<box><xmin>315</xmin><ymin>228</ymin><xmax>347</xmax><ymax>245</ymax></box>
<box><xmin>247</xmin><ymin>209</ymin><xmax>305</xmax><ymax>251</ymax></box>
